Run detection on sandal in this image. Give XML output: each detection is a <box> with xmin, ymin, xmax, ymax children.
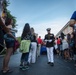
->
<box><xmin>2</xmin><ymin>69</ymin><xmax>13</xmax><ymax>74</ymax></box>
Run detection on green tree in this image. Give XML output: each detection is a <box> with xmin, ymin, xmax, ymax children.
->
<box><xmin>6</xmin><ymin>10</ymin><xmax>17</xmax><ymax>28</ymax></box>
<box><xmin>3</xmin><ymin>0</ymin><xmax>17</xmax><ymax>28</ymax></box>
<box><xmin>17</xmin><ymin>37</ymin><xmax>21</xmax><ymax>43</ymax></box>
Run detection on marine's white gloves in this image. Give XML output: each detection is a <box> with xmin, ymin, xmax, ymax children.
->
<box><xmin>45</xmin><ymin>40</ymin><xmax>47</xmax><ymax>42</ymax></box>
<box><xmin>48</xmin><ymin>40</ymin><xmax>52</xmax><ymax>42</ymax></box>
<box><xmin>45</xmin><ymin>40</ymin><xmax>52</xmax><ymax>42</ymax></box>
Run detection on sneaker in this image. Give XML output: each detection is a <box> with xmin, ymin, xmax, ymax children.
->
<box><xmin>19</xmin><ymin>64</ymin><xmax>23</xmax><ymax>69</ymax></box>
<box><xmin>22</xmin><ymin>66</ymin><xmax>29</xmax><ymax>70</ymax></box>
<box><xmin>25</xmin><ymin>66</ymin><xmax>29</xmax><ymax>69</ymax></box>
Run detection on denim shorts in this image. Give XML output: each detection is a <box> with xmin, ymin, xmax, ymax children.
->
<box><xmin>5</xmin><ymin>40</ymin><xmax>15</xmax><ymax>48</ymax></box>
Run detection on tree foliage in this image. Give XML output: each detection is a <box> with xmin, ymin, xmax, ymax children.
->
<box><xmin>6</xmin><ymin>10</ymin><xmax>17</xmax><ymax>28</ymax></box>
<box><xmin>17</xmin><ymin>37</ymin><xmax>21</xmax><ymax>43</ymax></box>
<box><xmin>4</xmin><ymin>0</ymin><xmax>17</xmax><ymax>28</ymax></box>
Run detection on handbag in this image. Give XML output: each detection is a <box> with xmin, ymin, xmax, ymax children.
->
<box><xmin>13</xmin><ymin>40</ymin><xmax>20</xmax><ymax>53</ymax></box>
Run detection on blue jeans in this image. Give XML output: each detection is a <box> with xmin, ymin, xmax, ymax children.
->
<box><xmin>21</xmin><ymin>52</ymin><xmax>29</xmax><ymax>64</ymax></box>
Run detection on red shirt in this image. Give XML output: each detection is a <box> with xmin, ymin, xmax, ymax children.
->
<box><xmin>37</xmin><ymin>38</ymin><xmax>42</xmax><ymax>44</ymax></box>
<box><xmin>57</xmin><ymin>38</ymin><xmax>61</xmax><ymax>44</ymax></box>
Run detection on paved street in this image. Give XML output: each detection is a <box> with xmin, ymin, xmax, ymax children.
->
<box><xmin>0</xmin><ymin>53</ymin><xmax>76</xmax><ymax>75</ymax></box>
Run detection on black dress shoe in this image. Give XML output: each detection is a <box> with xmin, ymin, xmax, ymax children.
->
<box><xmin>47</xmin><ymin>62</ymin><xmax>51</xmax><ymax>64</ymax></box>
<box><xmin>51</xmin><ymin>63</ymin><xmax>54</xmax><ymax>66</ymax></box>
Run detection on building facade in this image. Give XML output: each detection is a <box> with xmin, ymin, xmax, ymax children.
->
<box><xmin>56</xmin><ymin>22</ymin><xmax>73</xmax><ymax>37</ymax></box>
